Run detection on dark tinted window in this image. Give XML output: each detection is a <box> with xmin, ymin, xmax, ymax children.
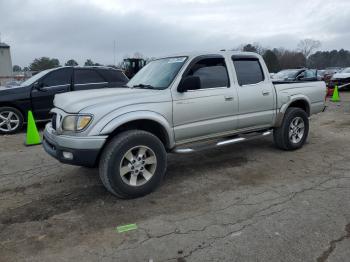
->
<box><xmin>233</xmin><ymin>59</ymin><xmax>264</xmax><ymax>86</ymax></box>
<box><xmin>74</xmin><ymin>69</ymin><xmax>105</xmax><ymax>84</ymax></box>
<box><xmin>98</xmin><ymin>69</ymin><xmax>128</xmax><ymax>83</ymax></box>
<box><xmin>41</xmin><ymin>68</ymin><xmax>72</xmax><ymax>86</ymax></box>
<box><xmin>186</xmin><ymin>58</ymin><xmax>229</xmax><ymax>89</ymax></box>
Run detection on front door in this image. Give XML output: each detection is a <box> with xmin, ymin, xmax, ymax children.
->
<box><xmin>172</xmin><ymin>56</ymin><xmax>238</xmax><ymax>143</ymax></box>
<box><xmin>31</xmin><ymin>68</ymin><xmax>73</xmax><ymax>120</ymax></box>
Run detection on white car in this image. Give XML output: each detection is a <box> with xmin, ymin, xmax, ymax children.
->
<box><xmin>331</xmin><ymin>67</ymin><xmax>350</xmax><ymax>89</ymax></box>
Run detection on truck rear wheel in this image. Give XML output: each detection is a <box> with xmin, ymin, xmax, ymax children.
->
<box><xmin>273</xmin><ymin>107</ymin><xmax>309</xmax><ymax>150</ymax></box>
<box><xmin>99</xmin><ymin>130</ymin><xmax>167</xmax><ymax>198</ymax></box>
<box><xmin>0</xmin><ymin>107</ymin><xmax>24</xmax><ymax>134</ymax></box>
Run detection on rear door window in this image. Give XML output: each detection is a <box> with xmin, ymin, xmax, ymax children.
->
<box><xmin>74</xmin><ymin>69</ymin><xmax>105</xmax><ymax>85</ymax></box>
<box><xmin>98</xmin><ymin>69</ymin><xmax>129</xmax><ymax>83</ymax></box>
<box><xmin>232</xmin><ymin>58</ymin><xmax>265</xmax><ymax>86</ymax></box>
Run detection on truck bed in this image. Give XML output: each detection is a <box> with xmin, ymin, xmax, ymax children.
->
<box><xmin>273</xmin><ymin>80</ymin><xmax>326</xmax><ymax>115</ymax></box>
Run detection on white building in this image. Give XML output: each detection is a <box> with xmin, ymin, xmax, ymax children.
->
<box><xmin>0</xmin><ymin>42</ymin><xmax>13</xmax><ymax>85</ymax></box>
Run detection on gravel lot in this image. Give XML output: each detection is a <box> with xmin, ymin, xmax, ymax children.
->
<box><xmin>1</xmin><ymin>92</ymin><xmax>350</xmax><ymax>262</ymax></box>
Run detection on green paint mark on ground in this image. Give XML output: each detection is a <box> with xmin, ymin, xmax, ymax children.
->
<box><xmin>116</xmin><ymin>224</ymin><xmax>138</xmax><ymax>233</ymax></box>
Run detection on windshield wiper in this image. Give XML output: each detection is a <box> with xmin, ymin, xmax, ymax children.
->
<box><xmin>132</xmin><ymin>84</ymin><xmax>158</xmax><ymax>89</ymax></box>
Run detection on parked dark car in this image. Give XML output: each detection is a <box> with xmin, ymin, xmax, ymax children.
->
<box><xmin>272</xmin><ymin>68</ymin><xmax>318</xmax><ymax>82</ymax></box>
<box><xmin>0</xmin><ymin>66</ymin><xmax>129</xmax><ymax>134</ymax></box>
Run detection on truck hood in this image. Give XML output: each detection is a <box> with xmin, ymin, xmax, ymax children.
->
<box><xmin>54</xmin><ymin>87</ymin><xmax>171</xmax><ymax>113</ymax></box>
<box><xmin>332</xmin><ymin>73</ymin><xmax>350</xmax><ymax>80</ymax></box>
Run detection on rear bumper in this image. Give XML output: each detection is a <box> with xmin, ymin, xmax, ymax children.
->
<box><xmin>43</xmin><ymin>123</ymin><xmax>107</xmax><ymax>167</ymax></box>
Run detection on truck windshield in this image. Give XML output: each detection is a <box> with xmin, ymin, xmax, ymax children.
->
<box><xmin>127</xmin><ymin>57</ymin><xmax>187</xmax><ymax>90</ymax></box>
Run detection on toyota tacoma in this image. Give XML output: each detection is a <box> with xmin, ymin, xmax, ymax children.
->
<box><xmin>43</xmin><ymin>51</ymin><xmax>327</xmax><ymax>198</ymax></box>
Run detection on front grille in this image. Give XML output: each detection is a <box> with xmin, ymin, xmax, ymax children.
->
<box><xmin>51</xmin><ymin>114</ymin><xmax>57</xmax><ymax>130</ymax></box>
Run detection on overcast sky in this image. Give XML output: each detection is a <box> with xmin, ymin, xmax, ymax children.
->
<box><xmin>1</xmin><ymin>0</ymin><xmax>349</xmax><ymax>67</ymax></box>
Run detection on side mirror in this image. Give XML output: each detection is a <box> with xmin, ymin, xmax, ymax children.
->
<box><xmin>34</xmin><ymin>82</ymin><xmax>45</xmax><ymax>91</ymax></box>
<box><xmin>177</xmin><ymin>76</ymin><xmax>201</xmax><ymax>93</ymax></box>
<box><xmin>296</xmin><ymin>74</ymin><xmax>304</xmax><ymax>81</ymax></box>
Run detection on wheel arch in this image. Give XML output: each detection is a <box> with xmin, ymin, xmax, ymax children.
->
<box><xmin>275</xmin><ymin>96</ymin><xmax>311</xmax><ymax>127</ymax></box>
<box><xmin>98</xmin><ymin>111</ymin><xmax>175</xmax><ymax>150</ymax></box>
<box><xmin>288</xmin><ymin>99</ymin><xmax>310</xmax><ymax>116</ymax></box>
<box><xmin>0</xmin><ymin>102</ymin><xmax>26</xmax><ymax>119</ymax></box>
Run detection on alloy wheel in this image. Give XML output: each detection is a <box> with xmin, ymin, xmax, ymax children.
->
<box><xmin>289</xmin><ymin>117</ymin><xmax>305</xmax><ymax>144</ymax></box>
<box><xmin>0</xmin><ymin>111</ymin><xmax>20</xmax><ymax>132</ymax></box>
<box><xmin>119</xmin><ymin>145</ymin><xmax>157</xmax><ymax>187</ymax></box>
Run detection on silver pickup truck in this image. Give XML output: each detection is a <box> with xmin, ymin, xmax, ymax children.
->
<box><xmin>43</xmin><ymin>51</ymin><xmax>326</xmax><ymax>198</ymax></box>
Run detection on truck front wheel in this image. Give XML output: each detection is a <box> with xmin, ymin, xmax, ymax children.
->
<box><xmin>99</xmin><ymin>130</ymin><xmax>167</xmax><ymax>198</ymax></box>
<box><xmin>273</xmin><ymin>107</ymin><xmax>309</xmax><ymax>150</ymax></box>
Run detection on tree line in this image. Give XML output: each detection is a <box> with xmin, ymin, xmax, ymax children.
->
<box><xmin>13</xmin><ymin>58</ymin><xmax>104</xmax><ymax>72</ymax></box>
<box><xmin>12</xmin><ymin>39</ymin><xmax>350</xmax><ymax>73</ymax></box>
<box><xmin>237</xmin><ymin>39</ymin><xmax>350</xmax><ymax>72</ymax></box>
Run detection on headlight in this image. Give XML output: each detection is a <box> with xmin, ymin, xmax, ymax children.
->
<box><xmin>62</xmin><ymin>115</ymin><xmax>76</xmax><ymax>131</ymax></box>
<box><xmin>62</xmin><ymin>115</ymin><xmax>92</xmax><ymax>131</ymax></box>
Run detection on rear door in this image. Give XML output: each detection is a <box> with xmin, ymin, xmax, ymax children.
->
<box><xmin>73</xmin><ymin>68</ymin><xmax>108</xmax><ymax>91</ymax></box>
<box><xmin>232</xmin><ymin>56</ymin><xmax>275</xmax><ymax>129</ymax></box>
<box><xmin>31</xmin><ymin>68</ymin><xmax>73</xmax><ymax>120</ymax></box>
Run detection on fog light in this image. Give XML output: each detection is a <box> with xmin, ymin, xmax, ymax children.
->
<box><xmin>62</xmin><ymin>151</ymin><xmax>73</xmax><ymax>160</ymax></box>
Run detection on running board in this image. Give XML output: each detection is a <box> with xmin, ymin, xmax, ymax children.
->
<box><xmin>173</xmin><ymin>130</ymin><xmax>272</xmax><ymax>154</ymax></box>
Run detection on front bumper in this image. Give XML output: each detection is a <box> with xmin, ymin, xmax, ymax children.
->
<box><xmin>43</xmin><ymin>123</ymin><xmax>107</xmax><ymax>167</ymax></box>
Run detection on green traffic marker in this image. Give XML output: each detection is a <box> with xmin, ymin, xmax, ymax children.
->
<box><xmin>116</xmin><ymin>224</ymin><xmax>138</xmax><ymax>233</ymax></box>
<box><xmin>25</xmin><ymin>110</ymin><xmax>41</xmax><ymax>146</ymax></box>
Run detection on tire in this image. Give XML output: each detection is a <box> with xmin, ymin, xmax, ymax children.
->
<box><xmin>0</xmin><ymin>107</ymin><xmax>24</xmax><ymax>134</ymax></box>
<box><xmin>99</xmin><ymin>130</ymin><xmax>167</xmax><ymax>198</ymax></box>
<box><xmin>273</xmin><ymin>107</ymin><xmax>309</xmax><ymax>150</ymax></box>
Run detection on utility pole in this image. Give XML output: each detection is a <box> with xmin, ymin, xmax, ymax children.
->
<box><xmin>113</xmin><ymin>40</ymin><xmax>116</xmax><ymax>66</ymax></box>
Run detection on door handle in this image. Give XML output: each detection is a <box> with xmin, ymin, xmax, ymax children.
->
<box><xmin>224</xmin><ymin>96</ymin><xmax>234</xmax><ymax>101</ymax></box>
<box><xmin>262</xmin><ymin>90</ymin><xmax>270</xmax><ymax>96</ymax></box>
<box><xmin>56</xmin><ymin>89</ymin><xmax>66</xmax><ymax>93</ymax></box>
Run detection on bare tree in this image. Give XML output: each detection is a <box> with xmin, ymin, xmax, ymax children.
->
<box><xmin>236</xmin><ymin>42</ymin><xmax>265</xmax><ymax>55</ymax></box>
<box><xmin>252</xmin><ymin>42</ymin><xmax>265</xmax><ymax>55</ymax></box>
<box><xmin>297</xmin><ymin>39</ymin><xmax>321</xmax><ymax>58</ymax></box>
<box><xmin>133</xmin><ymin>52</ymin><xmax>144</xmax><ymax>59</ymax></box>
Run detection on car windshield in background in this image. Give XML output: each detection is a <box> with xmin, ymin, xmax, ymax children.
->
<box><xmin>127</xmin><ymin>57</ymin><xmax>187</xmax><ymax>90</ymax></box>
<box><xmin>20</xmin><ymin>68</ymin><xmax>55</xmax><ymax>86</ymax></box>
<box><xmin>340</xmin><ymin>68</ymin><xmax>350</xmax><ymax>73</ymax></box>
<box><xmin>274</xmin><ymin>69</ymin><xmax>299</xmax><ymax>80</ymax></box>
<box><xmin>317</xmin><ymin>70</ymin><xmax>326</xmax><ymax>76</ymax></box>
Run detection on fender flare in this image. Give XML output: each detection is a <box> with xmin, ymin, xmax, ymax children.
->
<box><xmin>98</xmin><ymin>110</ymin><xmax>175</xmax><ymax>148</ymax></box>
<box><xmin>275</xmin><ymin>95</ymin><xmax>311</xmax><ymax>127</ymax></box>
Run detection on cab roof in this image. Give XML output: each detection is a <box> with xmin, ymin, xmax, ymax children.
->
<box><xmin>162</xmin><ymin>50</ymin><xmax>261</xmax><ymax>59</ymax></box>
